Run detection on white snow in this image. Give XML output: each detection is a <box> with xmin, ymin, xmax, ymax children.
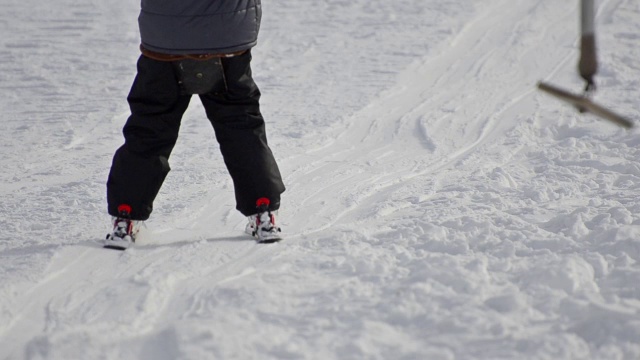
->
<box><xmin>1</xmin><ymin>0</ymin><xmax>640</xmax><ymax>358</ymax></box>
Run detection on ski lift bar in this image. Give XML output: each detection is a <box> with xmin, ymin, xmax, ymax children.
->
<box><xmin>537</xmin><ymin>0</ymin><xmax>634</xmax><ymax>129</ymax></box>
<box><xmin>537</xmin><ymin>82</ymin><xmax>633</xmax><ymax>129</ymax></box>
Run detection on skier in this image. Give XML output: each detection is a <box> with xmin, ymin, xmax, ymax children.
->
<box><xmin>105</xmin><ymin>0</ymin><xmax>285</xmax><ymax>249</ymax></box>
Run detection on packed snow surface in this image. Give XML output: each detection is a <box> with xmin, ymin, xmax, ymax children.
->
<box><xmin>2</xmin><ymin>0</ymin><xmax>640</xmax><ymax>359</ymax></box>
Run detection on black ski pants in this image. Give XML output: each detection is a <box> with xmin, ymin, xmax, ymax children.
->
<box><xmin>107</xmin><ymin>50</ymin><xmax>285</xmax><ymax>220</ymax></box>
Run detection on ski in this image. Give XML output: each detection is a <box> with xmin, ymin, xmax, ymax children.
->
<box><xmin>256</xmin><ymin>237</ymin><xmax>282</xmax><ymax>244</ymax></box>
<box><xmin>103</xmin><ymin>234</ymin><xmax>133</xmax><ymax>250</ymax></box>
<box><xmin>103</xmin><ymin>244</ymin><xmax>128</xmax><ymax>251</ymax></box>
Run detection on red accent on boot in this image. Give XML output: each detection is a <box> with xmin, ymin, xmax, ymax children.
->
<box><xmin>256</xmin><ymin>198</ymin><xmax>271</xmax><ymax>207</ymax></box>
<box><xmin>117</xmin><ymin>204</ymin><xmax>132</xmax><ymax>215</ymax></box>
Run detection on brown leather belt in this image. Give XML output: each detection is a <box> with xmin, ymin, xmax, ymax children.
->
<box><xmin>140</xmin><ymin>44</ymin><xmax>246</xmax><ymax>62</ymax></box>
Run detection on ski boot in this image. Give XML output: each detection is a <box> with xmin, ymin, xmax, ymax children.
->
<box><xmin>104</xmin><ymin>204</ymin><xmax>140</xmax><ymax>250</ymax></box>
<box><xmin>246</xmin><ymin>198</ymin><xmax>282</xmax><ymax>243</ymax></box>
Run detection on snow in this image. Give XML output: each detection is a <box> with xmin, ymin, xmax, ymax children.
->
<box><xmin>1</xmin><ymin>0</ymin><xmax>640</xmax><ymax>358</ymax></box>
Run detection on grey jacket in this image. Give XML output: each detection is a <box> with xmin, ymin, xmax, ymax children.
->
<box><xmin>139</xmin><ymin>0</ymin><xmax>262</xmax><ymax>54</ymax></box>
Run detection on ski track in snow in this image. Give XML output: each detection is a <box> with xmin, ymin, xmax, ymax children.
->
<box><xmin>2</xmin><ymin>0</ymin><xmax>640</xmax><ymax>359</ymax></box>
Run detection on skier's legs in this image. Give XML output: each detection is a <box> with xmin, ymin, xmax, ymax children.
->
<box><xmin>107</xmin><ymin>55</ymin><xmax>191</xmax><ymax>220</ymax></box>
<box><xmin>199</xmin><ymin>50</ymin><xmax>285</xmax><ymax>216</ymax></box>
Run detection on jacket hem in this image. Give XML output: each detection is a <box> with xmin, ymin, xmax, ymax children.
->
<box><xmin>140</xmin><ymin>41</ymin><xmax>257</xmax><ymax>56</ymax></box>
